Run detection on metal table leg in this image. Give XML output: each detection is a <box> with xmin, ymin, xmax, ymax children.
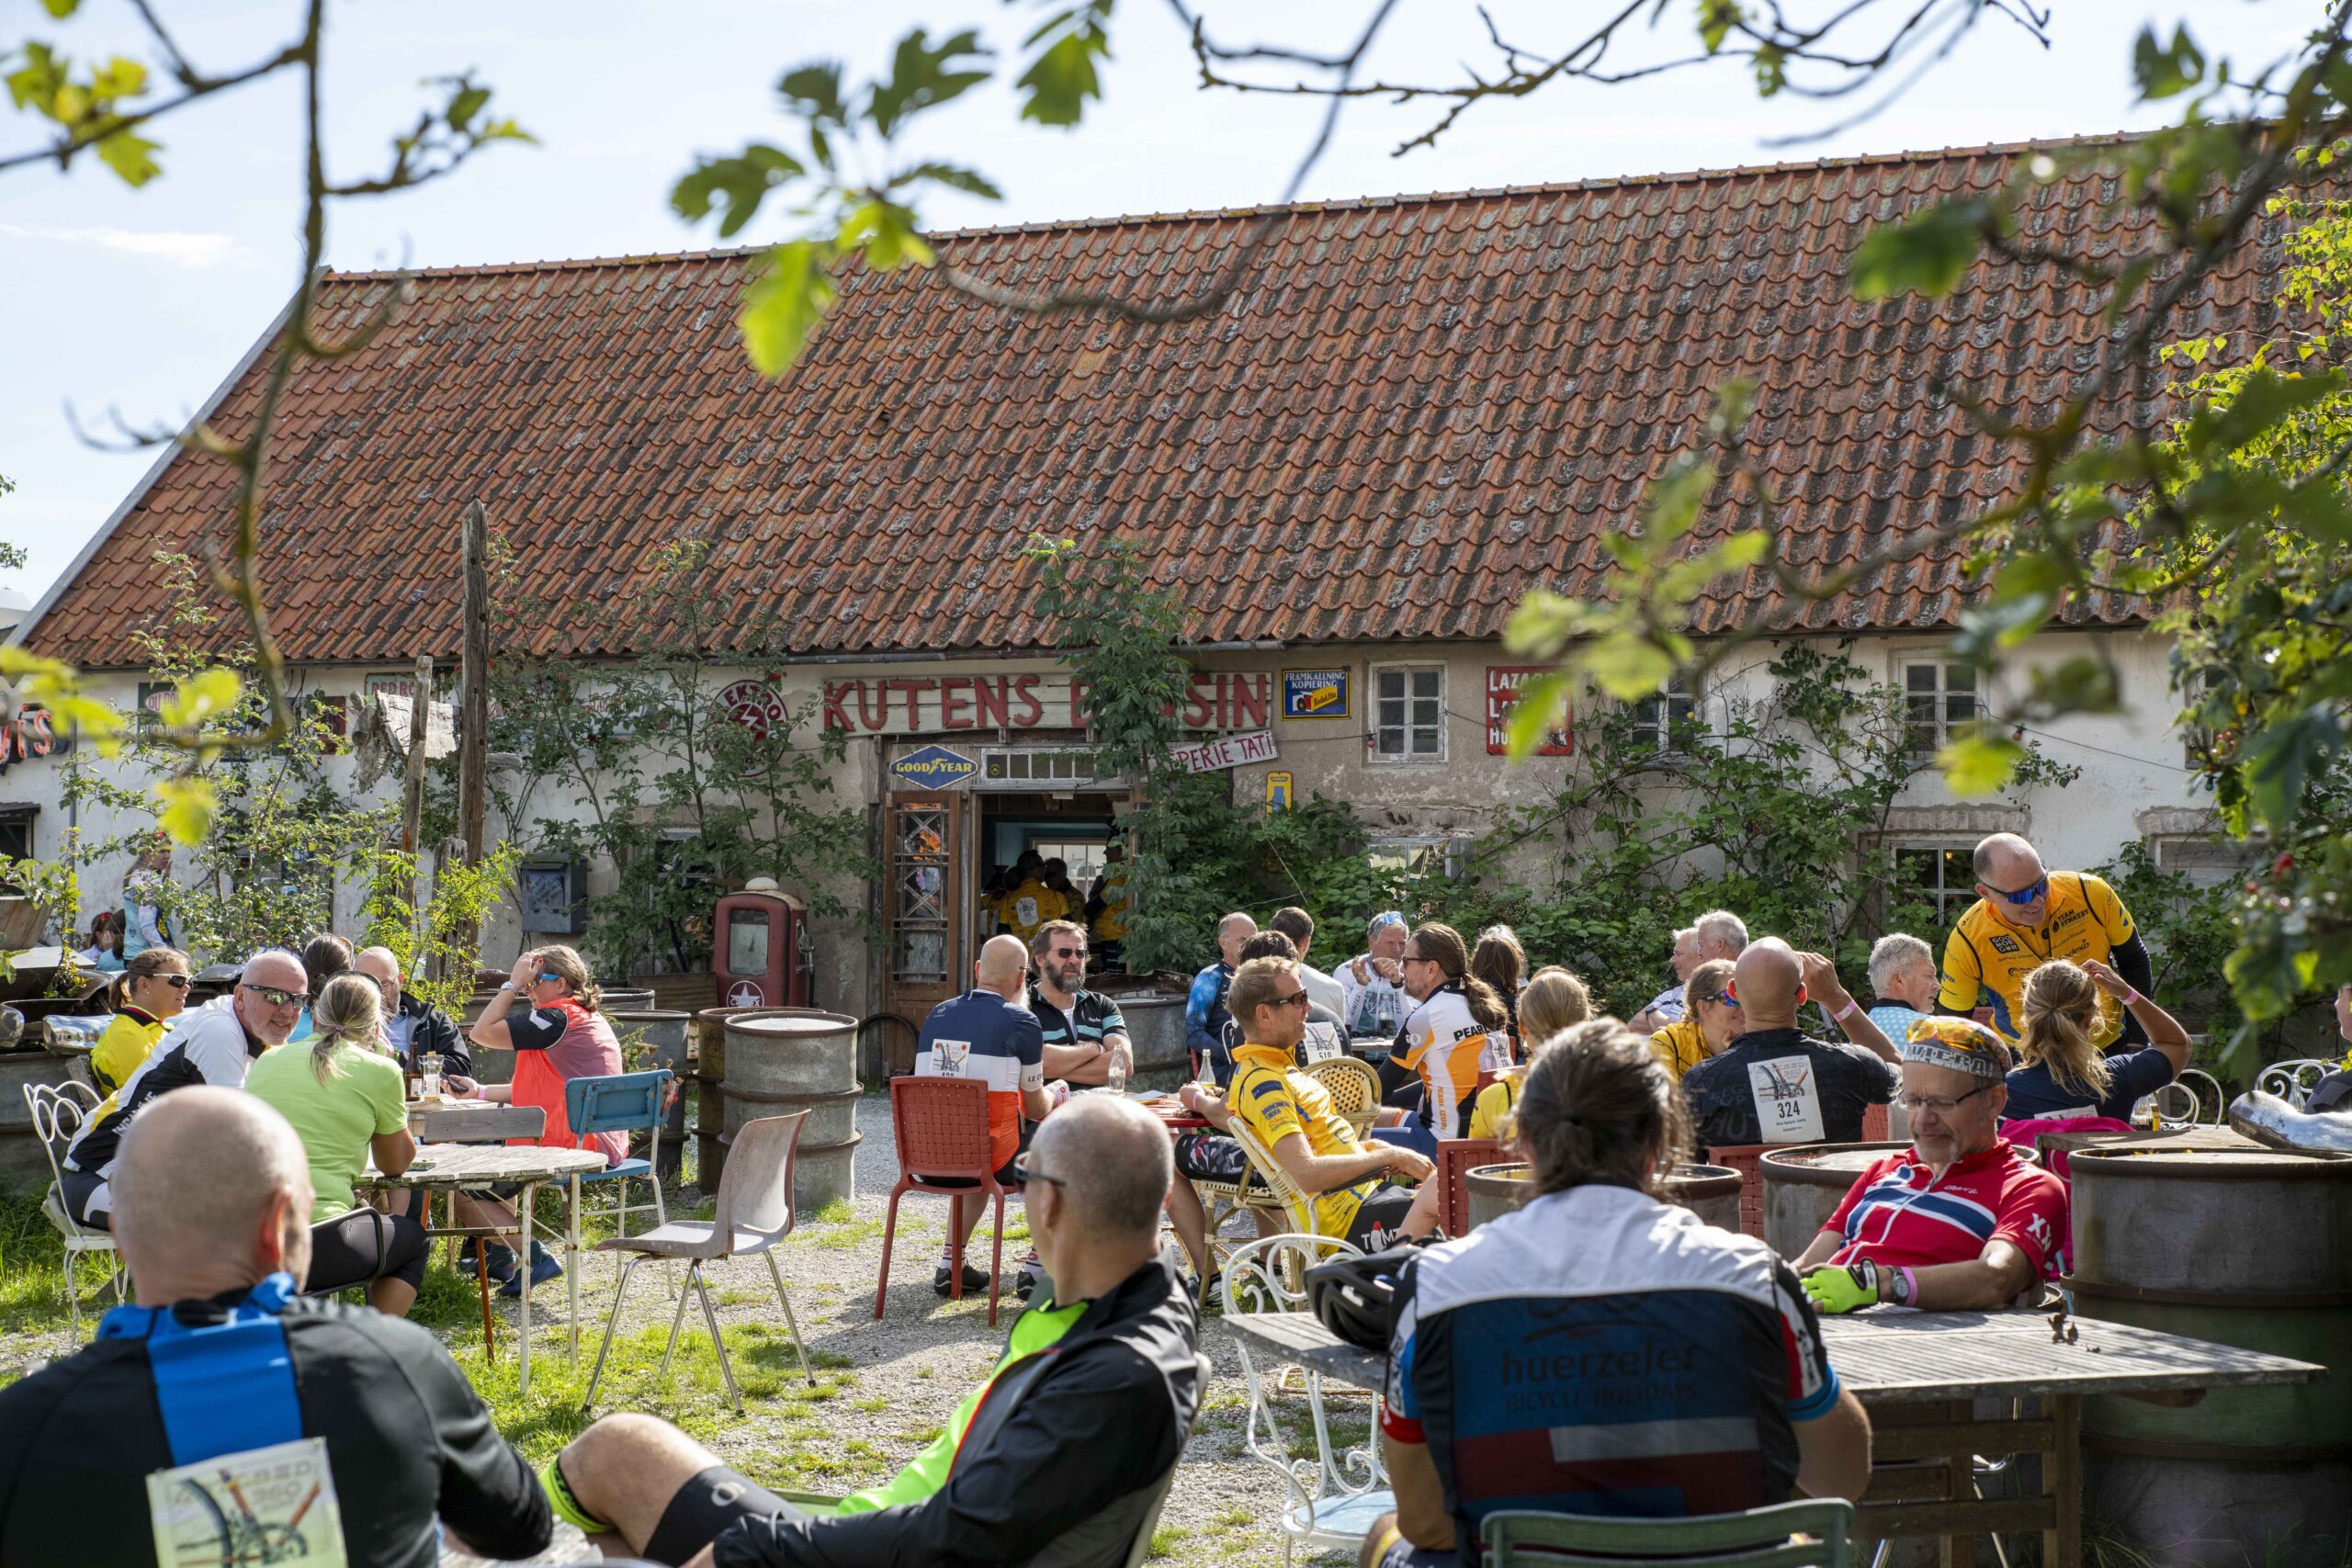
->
<box><xmin>517</xmin><ymin>1180</ymin><xmax>539</xmax><ymax>1398</ymax></box>
<box><xmin>568</xmin><ymin>1173</ymin><xmax>582</xmax><ymax>1364</ymax></box>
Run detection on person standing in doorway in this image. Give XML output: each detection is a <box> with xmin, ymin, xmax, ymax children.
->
<box><xmin>998</xmin><ymin>852</ymin><xmax>1067</xmax><ymax>946</ymax></box>
<box><xmin>1087</xmin><ymin>844</ymin><xmax>1133</xmax><ymax>971</ymax></box>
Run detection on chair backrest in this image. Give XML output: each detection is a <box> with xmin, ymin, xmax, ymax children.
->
<box><xmin>1437</xmin><ymin>1137</ymin><xmax>1505</xmax><ymax>1237</ymax></box>
<box><xmin>713</xmin><ymin>1110</ymin><xmax>809</xmax><ymax>1245</ymax></box>
<box><xmin>1222</xmin><ymin>1117</ymin><xmax>1318</xmax><ymax>1235</ymax></box>
<box><xmin>1860</xmin><ymin>1100</ymin><xmax>1890</xmax><ymax>1142</ymax></box>
<box><xmin>890</xmin><ymin>1074</ymin><xmax>998</xmax><ymax>1183</ymax></box>
<box><xmin>1482</xmin><ymin>1498</ymin><xmax>1854</xmax><ymax>1568</ymax></box>
<box><xmin>1220</xmin><ymin>1232</ymin><xmax>1363</xmax><ymax>1317</ymax></box>
<box><xmin>1304</xmin><ymin>1055</ymin><xmax>1380</xmax><ymax>1118</ymax></box>
<box><xmin>1706</xmin><ymin>1144</ymin><xmax>1770</xmax><ymax>1239</ymax></box>
<box><xmin>21</xmin><ymin>1082</ymin><xmax>88</xmax><ymax>1188</ymax></box>
<box><xmin>566</xmin><ymin>1069</ymin><xmax>672</xmax><ymax>1137</ymax></box>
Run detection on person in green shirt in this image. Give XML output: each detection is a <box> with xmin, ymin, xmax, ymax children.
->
<box><xmin>244</xmin><ymin>972</ymin><xmax>428</xmax><ymax>1316</ymax></box>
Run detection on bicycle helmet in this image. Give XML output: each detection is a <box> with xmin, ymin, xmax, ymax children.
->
<box><xmin>1306</xmin><ymin>1245</ymin><xmax>1424</xmax><ymax>1351</ymax></box>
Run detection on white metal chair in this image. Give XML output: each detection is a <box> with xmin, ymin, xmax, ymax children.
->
<box><xmin>2257</xmin><ymin>1058</ymin><xmax>2333</xmax><ymax>1108</ymax></box>
<box><xmin>21</xmin><ymin>1081</ymin><xmax>122</xmax><ymax>1343</ymax></box>
<box><xmin>1221</xmin><ymin>1232</ymin><xmax>1390</xmax><ymax>1566</ymax></box>
<box><xmin>580</xmin><ymin>1110</ymin><xmax>814</xmax><ymax>1416</ymax></box>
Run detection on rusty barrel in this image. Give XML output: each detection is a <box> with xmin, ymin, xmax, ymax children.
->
<box><xmin>1464</xmin><ymin>1162</ymin><xmax>1745</xmax><ymax>1232</ymax></box>
<box><xmin>2068</xmin><ymin>1147</ymin><xmax>2352</xmax><ymax>1568</ymax></box>
<box><xmin>607</xmin><ymin>1010</ymin><xmax>691</xmax><ymax>1179</ymax></box>
<box><xmin>719</xmin><ymin>1010</ymin><xmax>862</xmax><ymax>1212</ymax></box>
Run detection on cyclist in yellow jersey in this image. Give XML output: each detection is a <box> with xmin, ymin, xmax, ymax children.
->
<box><xmin>1649</xmin><ymin>956</ymin><xmax>1743</xmax><ymax>1081</ymax></box>
<box><xmin>1936</xmin><ymin>834</ymin><xmax>2153</xmax><ymax>1048</ymax></box>
<box><xmin>1162</xmin><ymin>957</ymin><xmax>1432</xmax><ymax>1282</ymax></box>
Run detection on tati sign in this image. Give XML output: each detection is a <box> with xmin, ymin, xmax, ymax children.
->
<box><xmin>1486</xmin><ymin>665</ymin><xmax>1572</xmax><ymax>756</ymax></box>
<box><xmin>1170</xmin><ymin>729</ymin><xmax>1278</xmax><ymax>774</ymax></box>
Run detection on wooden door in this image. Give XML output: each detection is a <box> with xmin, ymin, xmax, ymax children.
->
<box><xmin>883</xmin><ymin>794</ymin><xmax>964</xmax><ymax>1049</ymax></box>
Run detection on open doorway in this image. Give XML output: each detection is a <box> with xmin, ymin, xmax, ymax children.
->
<box><xmin>976</xmin><ymin>792</ymin><xmax>1120</xmax><ymax>967</ymax></box>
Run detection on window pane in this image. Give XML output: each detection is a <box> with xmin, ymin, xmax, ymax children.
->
<box><xmin>1378</xmin><ymin>727</ymin><xmax>1405</xmax><ymax>754</ymax></box>
<box><xmin>1948</xmin><ymin>693</ymin><xmax>1977</xmax><ymax>725</ymax></box>
<box><xmin>1378</xmin><ymin>694</ymin><xmax>1404</xmax><ymax>728</ymax></box>
<box><xmin>1411</xmin><ymin>728</ymin><xmax>1440</xmax><ymax>754</ymax></box>
<box><xmin>1378</xmin><ymin>671</ymin><xmax>1405</xmax><ymax>700</ymax></box>
<box><xmin>1411</xmin><ymin>697</ymin><xmax>1440</xmax><ymax>728</ymax></box>
<box><xmin>1412</xmin><ymin>671</ymin><xmax>1441</xmax><ymax>698</ymax></box>
<box><xmin>1947</xmin><ymin>665</ymin><xmax>1976</xmax><ymax>694</ymax></box>
<box><xmin>1907</xmin><ymin>665</ymin><xmax>1939</xmax><ymax>693</ymax></box>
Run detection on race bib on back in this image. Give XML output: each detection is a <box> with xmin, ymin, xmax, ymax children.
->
<box><xmin>148</xmin><ymin>1436</ymin><xmax>346</xmax><ymax>1568</ymax></box>
<box><xmin>1014</xmin><ymin>897</ymin><xmax>1039</xmax><ymax>928</ymax></box>
<box><xmin>1748</xmin><ymin>1057</ymin><xmax>1826</xmax><ymax>1144</ymax></box>
<box><xmin>927</xmin><ymin>1039</ymin><xmax>971</xmax><ymax>1077</ymax></box>
<box><xmin>1302</xmin><ymin>1025</ymin><xmax>1341</xmax><ymax>1064</ymax></box>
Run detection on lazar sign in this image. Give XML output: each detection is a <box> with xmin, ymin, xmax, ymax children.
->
<box><xmin>820</xmin><ymin>671</ymin><xmax>1272</xmax><ymax>737</ymax></box>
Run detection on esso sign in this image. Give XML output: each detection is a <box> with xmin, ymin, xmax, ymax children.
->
<box><xmin>727</xmin><ymin>978</ymin><xmax>767</xmax><ymax>1008</ymax></box>
<box><xmin>718</xmin><ymin>680</ymin><xmax>790</xmax><ymax>740</ymax></box>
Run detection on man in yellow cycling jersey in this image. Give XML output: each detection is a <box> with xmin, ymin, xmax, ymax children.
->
<box><xmin>1937</xmin><ymin>834</ymin><xmax>2153</xmax><ymax>1048</ymax></box>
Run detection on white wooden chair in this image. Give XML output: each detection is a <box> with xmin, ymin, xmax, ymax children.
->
<box><xmin>1221</xmin><ymin>1232</ymin><xmax>1391</xmax><ymax>1567</ymax></box>
<box><xmin>22</xmin><ymin>1081</ymin><xmax>123</xmax><ymax>1344</ymax></box>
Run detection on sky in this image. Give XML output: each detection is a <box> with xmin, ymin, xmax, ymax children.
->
<box><xmin>0</xmin><ymin>0</ymin><xmax>2321</xmax><ymax>607</ymax></box>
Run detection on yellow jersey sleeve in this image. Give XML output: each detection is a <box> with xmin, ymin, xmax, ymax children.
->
<box><xmin>2082</xmin><ymin>874</ymin><xmax>2135</xmax><ymax>945</ymax></box>
<box><xmin>1468</xmin><ymin>1075</ymin><xmax>1519</xmax><ymax>1140</ymax></box>
<box><xmin>1938</xmin><ymin>920</ymin><xmax>1984</xmax><ymax>1012</ymax></box>
<box><xmin>1648</xmin><ymin>1020</ymin><xmax>1707</xmax><ymax>1080</ymax></box>
<box><xmin>1232</xmin><ymin>1065</ymin><xmax>1305</xmax><ymax>1149</ymax></box>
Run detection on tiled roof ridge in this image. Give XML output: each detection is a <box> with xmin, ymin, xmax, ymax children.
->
<box><xmin>321</xmin><ymin>129</ymin><xmax>2144</xmax><ymax>283</ymax></box>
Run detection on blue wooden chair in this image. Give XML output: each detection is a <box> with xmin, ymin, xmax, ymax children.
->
<box><xmin>1481</xmin><ymin>1498</ymin><xmax>1854</xmax><ymax>1568</ymax></box>
<box><xmin>564</xmin><ymin>1069</ymin><xmax>673</xmax><ymax>1285</ymax></box>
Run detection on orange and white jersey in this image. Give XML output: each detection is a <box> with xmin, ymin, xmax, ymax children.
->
<box><xmin>1396</xmin><ymin>987</ymin><xmax>1498</xmax><ymax>1138</ymax></box>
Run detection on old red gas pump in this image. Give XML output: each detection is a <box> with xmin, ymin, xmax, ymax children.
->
<box><xmin>712</xmin><ymin>877</ymin><xmax>812</xmax><ymax>1010</ymax></box>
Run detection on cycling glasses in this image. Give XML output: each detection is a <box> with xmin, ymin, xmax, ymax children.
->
<box><xmin>1895</xmin><ymin>1083</ymin><xmax>1996</xmax><ymax>1116</ymax></box>
<box><xmin>536</xmin><ymin>972</ymin><xmax>564</xmax><ymax>984</ymax></box>
<box><xmin>1265</xmin><ymin>988</ymin><xmax>1313</xmax><ymax>1010</ymax></box>
<box><xmin>240</xmin><ymin>983</ymin><xmax>300</xmax><ymax>1008</ymax></box>
<box><xmin>1012</xmin><ymin>1155</ymin><xmax>1066</xmax><ymax>1191</ymax></box>
<box><xmin>1984</xmin><ymin>874</ymin><xmax>2049</xmax><ymax>907</ymax></box>
<box><xmin>1690</xmin><ymin>989</ymin><xmax>1733</xmax><ymax>1008</ymax></box>
<box><xmin>149</xmin><ymin>974</ymin><xmax>192</xmax><ymax>990</ymax></box>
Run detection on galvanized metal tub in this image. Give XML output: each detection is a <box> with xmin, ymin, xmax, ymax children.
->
<box><xmin>598</xmin><ymin>987</ymin><xmax>657</xmax><ymax>1013</ymax></box>
<box><xmin>1463</xmin><ymin>1161</ymin><xmax>1746</xmax><ymax>1233</ymax></box>
<box><xmin>608</xmin><ymin>1010</ymin><xmax>692</xmax><ymax>1179</ymax></box>
<box><xmin>1100</xmin><ymin>989</ymin><xmax>1189</xmax><ymax>1076</ymax></box>
<box><xmin>688</xmin><ymin>1006</ymin><xmax>774</xmax><ymax>1187</ymax></box>
<box><xmin>718</xmin><ymin>1010</ymin><xmax>863</xmax><ymax>1212</ymax></box>
<box><xmin>2069</xmin><ymin>1146</ymin><xmax>2352</xmax><ymax>1568</ymax></box>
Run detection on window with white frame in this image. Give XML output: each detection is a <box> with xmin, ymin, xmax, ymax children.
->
<box><xmin>1367</xmin><ymin>834</ymin><xmax>1465</xmax><ymax>883</ymax></box>
<box><xmin>1904</xmin><ymin>660</ymin><xmax>1978</xmax><ymax>754</ymax></box>
<box><xmin>1889</xmin><ymin>842</ymin><xmax>1977</xmax><ymax>924</ymax></box>
<box><xmin>2152</xmin><ymin>833</ymin><xmax>2259</xmax><ymax>889</ymax></box>
<box><xmin>1373</xmin><ymin>666</ymin><xmax>1445</xmax><ymax>762</ymax></box>
<box><xmin>1628</xmin><ymin>672</ymin><xmax>1699</xmax><ymax>751</ymax></box>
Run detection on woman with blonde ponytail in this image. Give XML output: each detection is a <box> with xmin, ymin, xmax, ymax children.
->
<box><xmin>244</xmin><ymin>973</ymin><xmax>431</xmax><ymax>1315</ymax></box>
<box><xmin>1375</xmin><ymin>921</ymin><xmax>1511</xmax><ymax>1139</ymax></box>
<box><xmin>2004</xmin><ymin>957</ymin><xmax>2191</xmax><ymax>1123</ymax></box>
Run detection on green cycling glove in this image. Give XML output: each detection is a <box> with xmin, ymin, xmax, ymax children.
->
<box><xmin>1802</xmin><ymin>1263</ymin><xmax>1878</xmax><ymax>1315</ymax></box>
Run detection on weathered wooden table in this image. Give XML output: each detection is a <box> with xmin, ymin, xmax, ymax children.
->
<box><xmin>1222</xmin><ymin>1307</ymin><xmax>2324</xmax><ymax>1567</ymax></box>
<box><xmin>366</xmin><ymin>1143</ymin><xmax>607</xmax><ymax>1397</ymax></box>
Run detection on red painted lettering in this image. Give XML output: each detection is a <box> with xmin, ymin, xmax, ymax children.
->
<box><xmin>1228</xmin><ymin>673</ymin><xmax>1268</xmax><ymax>729</ymax></box>
<box><xmin>940</xmin><ymin>678</ymin><xmax>974</xmax><ymax>729</ymax></box>
<box><xmin>1183</xmin><ymin>676</ymin><xmax>1215</xmax><ymax>729</ymax></box>
<box><xmin>973</xmin><ymin>676</ymin><xmax>1010</xmax><ymax>728</ymax></box>
<box><xmin>823</xmin><ymin>682</ymin><xmax>852</xmax><ymax>733</ymax></box>
<box><xmin>854</xmin><ymin>682</ymin><xmax>888</xmax><ymax>732</ymax></box>
<box><xmin>1010</xmin><ymin>675</ymin><xmax>1044</xmax><ymax>728</ymax></box>
<box><xmin>886</xmin><ymin>678</ymin><xmax>933</xmax><ymax>730</ymax></box>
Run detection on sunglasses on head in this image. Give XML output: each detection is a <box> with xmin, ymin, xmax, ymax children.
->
<box><xmin>240</xmin><ymin>983</ymin><xmax>300</xmax><ymax>1008</ymax></box>
<box><xmin>536</xmin><ymin>972</ymin><xmax>564</xmax><ymax>984</ymax></box>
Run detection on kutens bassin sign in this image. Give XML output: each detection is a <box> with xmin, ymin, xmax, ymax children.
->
<box><xmin>888</xmin><ymin>744</ymin><xmax>980</xmax><ymax>788</ymax></box>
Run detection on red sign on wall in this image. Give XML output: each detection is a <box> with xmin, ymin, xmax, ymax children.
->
<box><xmin>1486</xmin><ymin>666</ymin><xmax>1571</xmax><ymax>756</ymax></box>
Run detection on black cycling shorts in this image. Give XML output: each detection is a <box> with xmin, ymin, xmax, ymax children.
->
<box><xmin>1346</xmin><ymin>1185</ymin><xmax>1418</xmax><ymax>1251</ymax></box>
<box><xmin>647</xmin><ymin>1464</ymin><xmax>808</xmax><ymax>1565</ymax></box>
<box><xmin>306</xmin><ymin>1208</ymin><xmax>431</xmax><ymax>1293</ymax></box>
<box><xmin>1172</xmin><ymin>1131</ymin><xmax>1250</xmax><ymax>1183</ymax></box>
<box><xmin>59</xmin><ymin>1166</ymin><xmax>111</xmax><ymax>1230</ymax></box>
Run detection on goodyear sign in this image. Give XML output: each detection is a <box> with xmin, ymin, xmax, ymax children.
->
<box><xmin>888</xmin><ymin>744</ymin><xmax>979</xmax><ymax>788</ymax></box>
<box><xmin>1281</xmin><ymin>668</ymin><xmax>1351</xmax><ymax>720</ymax></box>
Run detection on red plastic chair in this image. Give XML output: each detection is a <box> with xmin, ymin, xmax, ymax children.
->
<box><xmin>1706</xmin><ymin>1144</ymin><xmax>1770</xmax><ymax>1239</ymax></box>
<box><xmin>1435</xmin><ymin>1137</ymin><xmax>1505</xmax><ymax>1237</ymax></box>
<box><xmin>873</xmin><ymin>1076</ymin><xmax>1023</xmax><ymax>1326</ymax></box>
<box><xmin>1862</xmin><ymin>1101</ymin><xmax>1891</xmax><ymax>1143</ymax></box>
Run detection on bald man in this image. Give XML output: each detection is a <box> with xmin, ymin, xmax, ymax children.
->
<box><xmin>60</xmin><ymin>946</ymin><xmax>309</xmax><ymax>1229</ymax></box>
<box><xmin>355</xmin><ymin>945</ymin><xmax>469</xmax><ymax>1077</ymax></box>
<box><xmin>0</xmin><ymin>1089</ymin><xmax>549</xmax><ymax>1568</ymax></box>
<box><xmin>1937</xmin><ymin>832</ymin><xmax>2152</xmax><ymax>1048</ymax></box>
<box><xmin>548</xmin><ymin>1094</ymin><xmax>1200</xmax><ymax>1568</ymax></box>
<box><xmin>1679</xmin><ymin>939</ymin><xmax>1899</xmax><ymax>1149</ymax></box>
<box><xmin>1185</xmin><ymin>911</ymin><xmax>1257</xmax><ymax>1087</ymax></box>
<box><xmin>913</xmin><ymin>932</ymin><xmax>1054</xmax><ymax>1297</ymax></box>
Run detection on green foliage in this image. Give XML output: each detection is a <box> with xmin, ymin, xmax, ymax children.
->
<box><xmin>2088</xmin><ymin>839</ymin><xmax>2245</xmax><ymax>1046</ymax></box>
<box><xmin>357</xmin><ymin>842</ymin><xmax>520</xmax><ymax>1018</ymax></box>
<box><xmin>459</xmin><ymin>532</ymin><xmax>873</xmax><ymax>981</ymax></box>
<box><xmin>4</xmin><ymin>39</ymin><xmax>158</xmax><ymax>184</ymax></box>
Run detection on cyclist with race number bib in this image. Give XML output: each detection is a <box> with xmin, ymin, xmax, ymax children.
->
<box><xmin>0</xmin><ymin>1089</ymin><xmax>548</xmax><ymax>1568</ymax></box>
<box><xmin>1681</xmin><ymin>941</ymin><xmax>1896</xmax><ymax>1149</ymax></box>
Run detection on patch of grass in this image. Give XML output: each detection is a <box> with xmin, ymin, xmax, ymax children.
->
<box><xmin>0</xmin><ymin>1185</ymin><xmax>112</xmax><ymax>1343</ymax></box>
<box><xmin>853</xmin><ymin>1394</ymin><xmax>890</xmax><ymax>1413</ymax></box>
<box><xmin>1148</xmin><ymin>1526</ymin><xmax>1189</xmax><ymax>1559</ymax></box>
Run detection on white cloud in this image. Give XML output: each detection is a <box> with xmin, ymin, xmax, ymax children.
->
<box><xmin>0</xmin><ymin>222</ymin><xmax>262</xmax><ymax>269</ymax></box>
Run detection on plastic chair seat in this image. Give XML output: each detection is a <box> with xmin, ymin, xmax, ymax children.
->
<box><xmin>595</xmin><ymin>1220</ymin><xmax>782</xmax><ymax>1259</ymax></box>
<box><xmin>578</xmin><ymin>1156</ymin><xmax>655</xmax><ymax>1182</ymax></box>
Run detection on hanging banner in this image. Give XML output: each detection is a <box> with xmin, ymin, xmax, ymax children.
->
<box><xmin>1486</xmin><ymin>666</ymin><xmax>1572</xmax><ymax>756</ymax></box>
<box><xmin>1171</xmin><ymin>729</ymin><xmax>1278</xmax><ymax>774</ymax></box>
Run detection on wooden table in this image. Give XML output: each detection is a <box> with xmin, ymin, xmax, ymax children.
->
<box><xmin>367</xmin><ymin>1143</ymin><xmax>608</xmax><ymax>1397</ymax></box>
<box><xmin>1222</xmin><ymin>1308</ymin><xmax>2323</xmax><ymax>1566</ymax></box>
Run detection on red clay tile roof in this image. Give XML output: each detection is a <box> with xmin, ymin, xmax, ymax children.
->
<box><xmin>23</xmin><ymin>136</ymin><xmax>2296</xmax><ymax>669</ymax></box>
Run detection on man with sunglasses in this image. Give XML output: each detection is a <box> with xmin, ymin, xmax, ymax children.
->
<box><xmin>60</xmin><ymin>948</ymin><xmax>310</xmax><ymax>1229</ymax></box>
<box><xmin>1793</xmin><ymin>1017</ymin><xmax>2068</xmax><ymax>1315</ymax></box>
<box><xmin>1937</xmin><ymin>833</ymin><xmax>2153</xmax><ymax>1049</ymax></box>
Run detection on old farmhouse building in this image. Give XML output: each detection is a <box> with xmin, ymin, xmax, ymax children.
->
<box><xmin>6</xmin><ymin>137</ymin><xmax>2281</xmax><ymax>1031</ymax></box>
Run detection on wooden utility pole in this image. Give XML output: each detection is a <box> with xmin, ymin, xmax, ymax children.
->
<box><xmin>401</xmin><ymin>653</ymin><xmax>434</xmax><ymax>943</ymax></box>
<box><xmin>458</xmin><ymin>502</ymin><xmax>490</xmax><ymax>872</ymax></box>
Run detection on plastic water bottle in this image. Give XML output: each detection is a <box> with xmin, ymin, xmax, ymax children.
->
<box><xmin>1106</xmin><ymin>1051</ymin><xmax>1128</xmax><ymax>1096</ymax></box>
<box><xmin>420</xmin><ymin>1051</ymin><xmax>443</xmax><ymax>1099</ymax></box>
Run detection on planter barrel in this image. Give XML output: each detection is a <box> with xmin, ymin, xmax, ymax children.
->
<box><xmin>1759</xmin><ymin>1142</ymin><xmax>1911</xmax><ymax>1258</ymax></box>
<box><xmin>1463</xmin><ymin>1161</ymin><xmax>1746</xmax><ymax>1233</ymax></box>
<box><xmin>2068</xmin><ymin>1147</ymin><xmax>2352</xmax><ymax>1568</ymax></box>
<box><xmin>607</xmin><ymin>1010</ymin><xmax>692</xmax><ymax>1179</ymax></box>
<box><xmin>1098</xmin><ymin>989</ymin><xmax>1190</xmax><ymax>1077</ymax></box>
<box><xmin>716</xmin><ymin>1010</ymin><xmax>863</xmax><ymax>1211</ymax></box>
